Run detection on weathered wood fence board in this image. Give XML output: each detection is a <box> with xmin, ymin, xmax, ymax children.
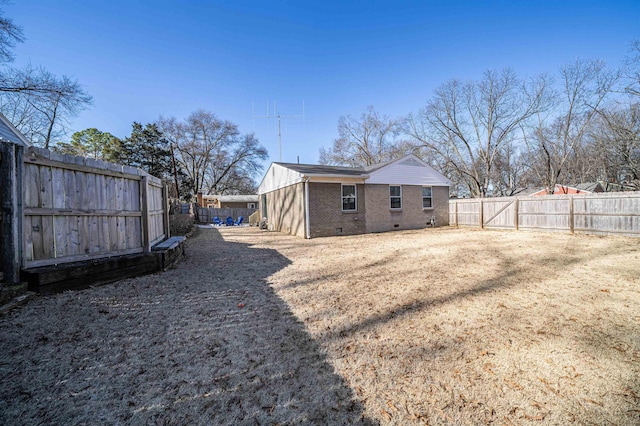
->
<box><xmin>21</xmin><ymin>147</ymin><xmax>169</xmax><ymax>268</ymax></box>
<box><xmin>450</xmin><ymin>192</ymin><xmax>640</xmax><ymax>237</ymax></box>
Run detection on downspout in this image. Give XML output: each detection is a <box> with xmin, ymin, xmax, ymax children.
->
<box><xmin>304</xmin><ymin>177</ymin><xmax>311</xmax><ymax>239</ymax></box>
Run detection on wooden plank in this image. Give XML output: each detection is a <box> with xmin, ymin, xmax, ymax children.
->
<box><xmin>79</xmin><ymin>215</ymin><xmax>90</xmax><ymax>254</ymax></box>
<box><xmin>29</xmin><ymin>215</ymin><xmax>44</xmax><ymax>261</ymax></box>
<box><xmin>85</xmin><ymin>169</ymin><xmax>96</xmax><ymax>210</ymax></box>
<box><xmin>41</xmin><ymin>215</ymin><xmax>55</xmax><ymax>259</ymax></box>
<box><xmin>51</xmin><ymin>166</ymin><xmax>65</xmax><ymax>209</ymax></box>
<box><xmin>569</xmin><ymin>196</ymin><xmax>574</xmax><ymax>234</ymax></box>
<box><xmin>25</xmin><ymin>247</ymin><xmax>145</xmax><ymax>269</ymax></box>
<box><xmin>23</xmin><ymin>155</ymin><xmax>142</xmax><ymax>180</ymax></box>
<box><xmin>23</xmin><ymin>216</ymin><xmax>33</xmax><ymax>262</ymax></box>
<box><xmin>40</xmin><ymin>165</ymin><xmax>53</xmax><ymax>208</ymax></box>
<box><xmin>24</xmin><ymin>208</ymin><xmax>142</xmax><ymax>217</ymax></box>
<box><xmin>1</xmin><ymin>143</ymin><xmax>22</xmax><ymax>284</ymax></box>
<box><xmin>64</xmin><ymin>168</ymin><xmax>76</xmax><ymax>209</ymax></box>
<box><xmin>140</xmin><ymin>176</ymin><xmax>150</xmax><ymax>252</ymax></box>
<box><xmin>54</xmin><ymin>216</ymin><xmax>67</xmax><ymax>258</ymax></box>
<box><xmin>24</xmin><ymin>163</ymin><xmax>40</xmax><ymax>208</ymax></box>
<box><xmin>117</xmin><ymin>217</ymin><xmax>126</xmax><ymax>250</ymax></box>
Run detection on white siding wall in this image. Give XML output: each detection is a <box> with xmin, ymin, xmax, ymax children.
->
<box><xmin>258</xmin><ymin>163</ymin><xmax>304</xmax><ymax>194</ymax></box>
<box><xmin>367</xmin><ymin>157</ymin><xmax>451</xmax><ymax>186</ymax></box>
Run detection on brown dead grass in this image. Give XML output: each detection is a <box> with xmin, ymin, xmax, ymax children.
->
<box><xmin>225</xmin><ymin>226</ymin><xmax>640</xmax><ymax>425</ymax></box>
<box><xmin>1</xmin><ymin>225</ymin><xmax>638</xmax><ymax>425</ymax></box>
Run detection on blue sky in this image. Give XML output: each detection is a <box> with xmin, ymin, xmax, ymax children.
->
<box><xmin>6</xmin><ymin>0</ymin><xmax>640</xmax><ymax>170</ymax></box>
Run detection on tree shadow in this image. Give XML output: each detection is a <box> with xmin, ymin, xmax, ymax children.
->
<box><xmin>0</xmin><ymin>227</ymin><xmax>377</xmax><ymax>425</ymax></box>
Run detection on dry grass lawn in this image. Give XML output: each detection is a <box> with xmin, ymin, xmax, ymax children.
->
<box><xmin>1</xmin><ymin>225</ymin><xmax>638</xmax><ymax>425</ymax></box>
<box><xmin>229</xmin><ymin>226</ymin><xmax>640</xmax><ymax>425</ymax></box>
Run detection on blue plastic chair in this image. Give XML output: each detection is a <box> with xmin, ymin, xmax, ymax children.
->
<box><xmin>212</xmin><ymin>216</ymin><xmax>222</xmax><ymax>226</ymax></box>
<box><xmin>235</xmin><ymin>216</ymin><xmax>244</xmax><ymax>226</ymax></box>
<box><xmin>225</xmin><ymin>216</ymin><xmax>234</xmax><ymax>226</ymax></box>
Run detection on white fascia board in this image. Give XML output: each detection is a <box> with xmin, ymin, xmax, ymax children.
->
<box><xmin>0</xmin><ymin>112</ymin><xmax>32</xmax><ymax>147</ymax></box>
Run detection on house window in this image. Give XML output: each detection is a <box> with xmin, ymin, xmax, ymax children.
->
<box><xmin>247</xmin><ymin>203</ymin><xmax>256</xmax><ymax>209</ymax></box>
<box><xmin>390</xmin><ymin>185</ymin><xmax>402</xmax><ymax>209</ymax></box>
<box><xmin>342</xmin><ymin>184</ymin><xmax>357</xmax><ymax>211</ymax></box>
<box><xmin>422</xmin><ymin>187</ymin><xmax>433</xmax><ymax>208</ymax></box>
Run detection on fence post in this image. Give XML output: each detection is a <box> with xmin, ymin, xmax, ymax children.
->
<box><xmin>479</xmin><ymin>199</ymin><xmax>484</xmax><ymax>229</ymax></box>
<box><xmin>514</xmin><ymin>198</ymin><xmax>519</xmax><ymax>231</ymax></box>
<box><xmin>163</xmin><ymin>183</ymin><xmax>170</xmax><ymax>238</ymax></box>
<box><xmin>140</xmin><ymin>175</ymin><xmax>150</xmax><ymax>253</ymax></box>
<box><xmin>454</xmin><ymin>201</ymin><xmax>458</xmax><ymax>227</ymax></box>
<box><xmin>1</xmin><ymin>143</ymin><xmax>23</xmax><ymax>285</ymax></box>
<box><xmin>569</xmin><ymin>196</ymin><xmax>574</xmax><ymax>234</ymax></box>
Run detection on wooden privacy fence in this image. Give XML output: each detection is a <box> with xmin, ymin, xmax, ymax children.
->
<box><xmin>449</xmin><ymin>192</ymin><xmax>640</xmax><ymax>237</ymax></box>
<box><xmin>22</xmin><ymin>147</ymin><xmax>169</xmax><ymax>268</ymax></box>
<box><xmin>196</xmin><ymin>207</ymin><xmax>258</xmax><ymax>224</ymax></box>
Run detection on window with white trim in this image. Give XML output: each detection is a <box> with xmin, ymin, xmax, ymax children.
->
<box><xmin>341</xmin><ymin>184</ymin><xmax>357</xmax><ymax>211</ymax></box>
<box><xmin>422</xmin><ymin>186</ymin><xmax>432</xmax><ymax>208</ymax></box>
<box><xmin>389</xmin><ymin>185</ymin><xmax>402</xmax><ymax>209</ymax></box>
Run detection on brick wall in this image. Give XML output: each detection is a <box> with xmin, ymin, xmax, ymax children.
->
<box><xmin>365</xmin><ymin>184</ymin><xmax>450</xmax><ymax>233</ymax></box>
<box><xmin>263</xmin><ymin>183</ymin><xmax>306</xmax><ymax>238</ymax></box>
<box><xmin>308</xmin><ymin>183</ymin><xmax>366</xmax><ymax>238</ymax></box>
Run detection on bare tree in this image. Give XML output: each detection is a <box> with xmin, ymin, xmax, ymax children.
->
<box><xmin>320</xmin><ymin>106</ymin><xmax>407</xmax><ymax>167</ymax></box>
<box><xmin>0</xmin><ymin>8</ymin><xmax>92</xmax><ymax>147</ymax></box>
<box><xmin>623</xmin><ymin>39</ymin><xmax>640</xmax><ymax>97</ymax></box>
<box><xmin>204</xmin><ymin>133</ymin><xmax>267</xmax><ymax>194</ymax></box>
<box><xmin>523</xmin><ymin>59</ymin><xmax>619</xmax><ymax>193</ymax></box>
<box><xmin>406</xmin><ymin>68</ymin><xmax>550</xmax><ymax>197</ymax></box>
<box><xmin>589</xmin><ymin>103</ymin><xmax>640</xmax><ymax>189</ymax></box>
<box><xmin>0</xmin><ymin>65</ymin><xmax>92</xmax><ymax>147</ymax></box>
<box><xmin>158</xmin><ymin>110</ymin><xmax>268</xmax><ymax>199</ymax></box>
<box><xmin>0</xmin><ymin>1</ymin><xmax>23</xmax><ymax>65</ymax></box>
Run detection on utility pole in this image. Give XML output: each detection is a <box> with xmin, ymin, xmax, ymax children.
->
<box><xmin>253</xmin><ymin>100</ymin><xmax>305</xmax><ymax>162</ymax></box>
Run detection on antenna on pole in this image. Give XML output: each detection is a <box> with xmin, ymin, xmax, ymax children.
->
<box><xmin>253</xmin><ymin>100</ymin><xmax>305</xmax><ymax>162</ymax></box>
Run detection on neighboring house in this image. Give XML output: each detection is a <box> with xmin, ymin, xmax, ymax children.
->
<box><xmin>197</xmin><ymin>193</ymin><xmax>259</xmax><ymax>209</ymax></box>
<box><xmin>257</xmin><ymin>154</ymin><xmax>451</xmax><ymax>238</ymax></box>
<box><xmin>529</xmin><ymin>183</ymin><xmax>602</xmax><ymax>196</ymax></box>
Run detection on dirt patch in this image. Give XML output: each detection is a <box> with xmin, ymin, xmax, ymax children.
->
<box><xmin>0</xmin><ymin>227</ymin><xmax>372</xmax><ymax>425</ymax></box>
<box><xmin>227</xmin><ymin>226</ymin><xmax>640</xmax><ymax>425</ymax></box>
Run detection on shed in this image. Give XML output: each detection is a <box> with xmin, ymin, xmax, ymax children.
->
<box><xmin>257</xmin><ymin>154</ymin><xmax>452</xmax><ymax>238</ymax></box>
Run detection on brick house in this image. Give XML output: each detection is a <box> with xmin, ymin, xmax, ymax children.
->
<box><xmin>257</xmin><ymin>154</ymin><xmax>451</xmax><ymax>238</ymax></box>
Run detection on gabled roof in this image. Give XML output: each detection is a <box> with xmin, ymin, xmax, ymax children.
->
<box><xmin>259</xmin><ymin>154</ymin><xmax>451</xmax><ymax>194</ymax></box>
<box><xmin>0</xmin><ymin>113</ymin><xmax>31</xmax><ymax>147</ymax></box>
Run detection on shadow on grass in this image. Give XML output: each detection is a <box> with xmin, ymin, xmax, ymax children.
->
<box><xmin>0</xmin><ymin>227</ymin><xmax>377</xmax><ymax>425</ymax></box>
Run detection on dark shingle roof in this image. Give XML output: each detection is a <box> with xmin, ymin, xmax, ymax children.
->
<box><xmin>275</xmin><ymin>162</ymin><xmax>369</xmax><ymax>177</ymax></box>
